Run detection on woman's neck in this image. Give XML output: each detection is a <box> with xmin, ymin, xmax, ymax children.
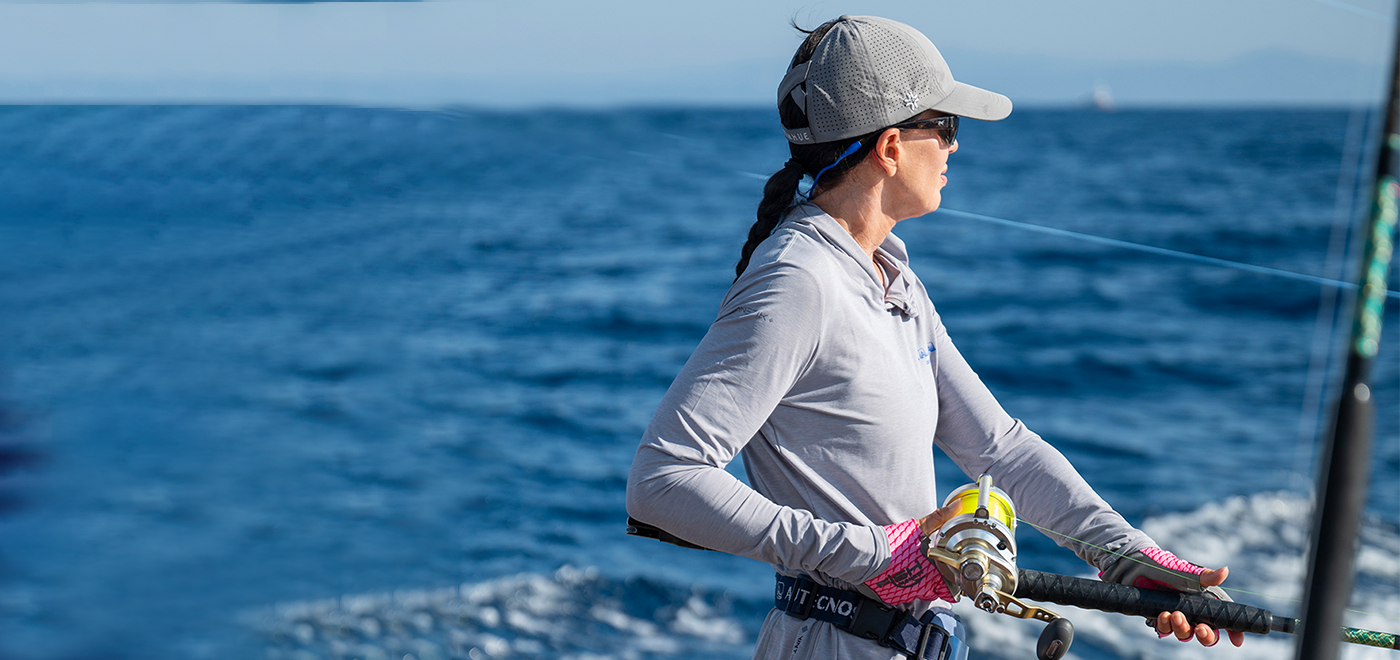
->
<box><xmin>813</xmin><ymin>179</ymin><xmax>899</xmax><ymax>259</ymax></box>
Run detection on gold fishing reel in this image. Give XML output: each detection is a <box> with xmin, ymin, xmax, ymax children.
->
<box><xmin>926</xmin><ymin>475</ymin><xmax>1074</xmax><ymax>660</ymax></box>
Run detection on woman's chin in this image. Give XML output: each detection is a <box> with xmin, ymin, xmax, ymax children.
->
<box><xmin>924</xmin><ymin>196</ymin><xmax>943</xmax><ymax>217</ymax></box>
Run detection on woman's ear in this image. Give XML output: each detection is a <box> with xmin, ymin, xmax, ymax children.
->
<box><xmin>870</xmin><ymin>128</ymin><xmax>903</xmax><ymax>177</ymax></box>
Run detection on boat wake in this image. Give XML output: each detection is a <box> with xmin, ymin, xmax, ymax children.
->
<box><xmin>249</xmin><ymin>566</ymin><xmax>753</xmax><ymax>660</ymax></box>
<box><xmin>250</xmin><ymin>492</ymin><xmax>1398</xmax><ymax>660</ymax></box>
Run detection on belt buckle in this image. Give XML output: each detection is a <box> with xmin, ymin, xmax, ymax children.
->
<box><xmin>848</xmin><ymin>598</ymin><xmax>900</xmax><ymax>642</ymax></box>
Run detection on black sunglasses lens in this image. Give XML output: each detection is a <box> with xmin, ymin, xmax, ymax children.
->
<box><xmin>895</xmin><ymin>116</ymin><xmax>958</xmax><ymax>145</ymax></box>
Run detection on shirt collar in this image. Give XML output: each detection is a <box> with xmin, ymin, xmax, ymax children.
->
<box><xmin>785</xmin><ymin>202</ymin><xmax>919</xmax><ymax>317</ymax></box>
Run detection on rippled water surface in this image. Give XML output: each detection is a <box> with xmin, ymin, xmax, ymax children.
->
<box><xmin>0</xmin><ymin>106</ymin><xmax>1396</xmax><ymax>659</ymax></box>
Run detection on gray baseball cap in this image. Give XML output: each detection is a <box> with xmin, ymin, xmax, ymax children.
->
<box><xmin>777</xmin><ymin>15</ymin><xmax>1012</xmax><ymax>144</ymax></box>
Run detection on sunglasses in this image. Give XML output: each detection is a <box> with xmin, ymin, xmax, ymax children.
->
<box><xmin>890</xmin><ymin>115</ymin><xmax>958</xmax><ymax>147</ymax></box>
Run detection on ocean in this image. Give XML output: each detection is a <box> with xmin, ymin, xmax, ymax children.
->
<box><xmin>0</xmin><ymin>105</ymin><xmax>1395</xmax><ymax>660</ymax></box>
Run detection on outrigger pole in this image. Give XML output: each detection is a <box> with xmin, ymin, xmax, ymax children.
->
<box><xmin>1294</xmin><ymin>2</ymin><xmax>1400</xmax><ymax>659</ymax></box>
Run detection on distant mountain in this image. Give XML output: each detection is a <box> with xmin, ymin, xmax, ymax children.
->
<box><xmin>0</xmin><ymin>49</ymin><xmax>1383</xmax><ymax>108</ymax></box>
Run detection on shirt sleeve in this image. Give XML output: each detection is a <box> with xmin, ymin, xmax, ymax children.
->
<box><xmin>927</xmin><ymin>309</ymin><xmax>1156</xmax><ymax>571</ymax></box>
<box><xmin>625</xmin><ymin>255</ymin><xmax>888</xmax><ymax>586</ymax></box>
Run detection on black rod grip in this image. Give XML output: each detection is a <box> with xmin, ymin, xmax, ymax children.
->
<box><xmin>1015</xmin><ymin>569</ymin><xmax>1275</xmax><ymax>635</ymax></box>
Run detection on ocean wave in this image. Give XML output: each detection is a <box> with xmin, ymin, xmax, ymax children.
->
<box><xmin>249</xmin><ymin>566</ymin><xmax>752</xmax><ymax>660</ymax></box>
<box><xmin>250</xmin><ymin>492</ymin><xmax>1399</xmax><ymax>660</ymax></box>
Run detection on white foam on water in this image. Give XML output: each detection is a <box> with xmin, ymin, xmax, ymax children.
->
<box><xmin>670</xmin><ymin>595</ymin><xmax>746</xmax><ymax>645</ymax></box>
<box><xmin>249</xmin><ymin>566</ymin><xmax>752</xmax><ymax>660</ymax></box>
<box><xmin>952</xmin><ymin>491</ymin><xmax>1400</xmax><ymax>659</ymax></box>
<box><xmin>251</xmin><ymin>493</ymin><xmax>1397</xmax><ymax>660</ymax></box>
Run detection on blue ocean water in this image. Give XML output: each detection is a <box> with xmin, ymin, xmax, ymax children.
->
<box><xmin>0</xmin><ymin>105</ymin><xmax>1396</xmax><ymax>660</ymax></box>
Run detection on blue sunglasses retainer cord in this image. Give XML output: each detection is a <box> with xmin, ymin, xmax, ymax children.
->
<box><xmin>801</xmin><ymin>141</ymin><xmax>862</xmax><ymax>200</ymax></box>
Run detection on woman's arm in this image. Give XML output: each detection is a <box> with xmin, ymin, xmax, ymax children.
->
<box><xmin>923</xmin><ymin>312</ymin><xmax>1246</xmax><ymax>647</ymax></box>
<box><xmin>625</xmin><ymin>257</ymin><xmax>887</xmax><ymax>586</ymax></box>
<box><xmin>925</xmin><ymin>309</ymin><xmax>1156</xmax><ymax>571</ymax></box>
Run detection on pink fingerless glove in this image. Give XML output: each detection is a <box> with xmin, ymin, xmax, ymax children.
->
<box><xmin>1101</xmin><ymin>547</ymin><xmax>1232</xmax><ymax>603</ymax></box>
<box><xmin>863</xmin><ymin>519</ymin><xmax>955</xmax><ymax>605</ymax></box>
<box><xmin>1100</xmin><ymin>547</ymin><xmax>1211</xmax><ymax>592</ymax></box>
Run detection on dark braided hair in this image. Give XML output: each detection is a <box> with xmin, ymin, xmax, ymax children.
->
<box><xmin>735</xmin><ymin>20</ymin><xmax>882</xmax><ymax>281</ymax></box>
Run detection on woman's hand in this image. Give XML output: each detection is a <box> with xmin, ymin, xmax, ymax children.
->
<box><xmin>864</xmin><ymin>511</ymin><xmax>959</xmax><ymax>605</ymax></box>
<box><xmin>917</xmin><ymin>502</ymin><xmax>960</xmax><ymax>536</ymax></box>
<box><xmin>1101</xmin><ymin>547</ymin><xmax>1244</xmax><ymax>648</ymax></box>
<box><xmin>1153</xmin><ymin>566</ymin><xmax>1245</xmax><ymax>647</ymax></box>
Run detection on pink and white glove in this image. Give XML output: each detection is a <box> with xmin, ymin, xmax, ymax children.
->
<box><xmin>1100</xmin><ymin>547</ymin><xmax>1229</xmax><ymax>599</ymax></box>
<box><xmin>863</xmin><ymin>519</ymin><xmax>955</xmax><ymax>605</ymax></box>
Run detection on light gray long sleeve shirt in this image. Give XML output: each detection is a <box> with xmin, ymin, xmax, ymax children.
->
<box><xmin>626</xmin><ymin>201</ymin><xmax>1153</xmax><ymax>593</ymax></box>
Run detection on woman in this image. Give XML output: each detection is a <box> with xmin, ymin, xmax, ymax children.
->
<box><xmin>626</xmin><ymin>15</ymin><xmax>1242</xmax><ymax>659</ymax></box>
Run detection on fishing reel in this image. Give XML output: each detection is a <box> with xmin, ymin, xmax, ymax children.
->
<box><xmin>925</xmin><ymin>475</ymin><xmax>1075</xmax><ymax>660</ymax></box>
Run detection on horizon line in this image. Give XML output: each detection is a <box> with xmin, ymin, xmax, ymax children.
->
<box><xmin>0</xmin><ymin>99</ymin><xmax>1381</xmax><ymax>111</ymax></box>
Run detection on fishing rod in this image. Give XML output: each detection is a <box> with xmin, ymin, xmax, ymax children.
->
<box><xmin>918</xmin><ymin>476</ymin><xmax>1400</xmax><ymax>657</ymax></box>
<box><xmin>1294</xmin><ymin>1</ymin><xmax>1400</xmax><ymax>658</ymax></box>
<box><xmin>1013</xmin><ymin>569</ymin><xmax>1398</xmax><ymax>651</ymax></box>
<box><xmin>626</xmin><ymin>475</ymin><xmax>1400</xmax><ymax>659</ymax></box>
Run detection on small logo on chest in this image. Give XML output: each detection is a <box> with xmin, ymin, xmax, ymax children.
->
<box><xmin>917</xmin><ymin>341</ymin><xmax>936</xmax><ymax>364</ymax></box>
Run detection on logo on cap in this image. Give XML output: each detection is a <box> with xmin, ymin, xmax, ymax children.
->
<box><xmin>903</xmin><ymin>91</ymin><xmax>921</xmax><ymax>110</ymax></box>
<box><xmin>784</xmin><ymin>127</ymin><xmax>813</xmax><ymax>143</ymax></box>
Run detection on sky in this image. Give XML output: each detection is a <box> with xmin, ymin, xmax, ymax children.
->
<box><xmin>0</xmin><ymin>0</ymin><xmax>1394</xmax><ymax>107</ymax></box>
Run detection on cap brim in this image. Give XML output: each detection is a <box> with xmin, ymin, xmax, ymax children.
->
<box><xmin>930</xmin><ymin>81</ymin><xmax>1012</xmax><ymax>121</ymax></box>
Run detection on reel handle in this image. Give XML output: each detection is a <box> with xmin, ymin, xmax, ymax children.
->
<box><xmin>975</xmin><ymin>474</ymin><xmax>993</xmax><ymax>519</ymax></box>
<box><xmin>1037</xmin><ymin>618</ymin><xmax>1074</xmax><ymax>660</ymax></box>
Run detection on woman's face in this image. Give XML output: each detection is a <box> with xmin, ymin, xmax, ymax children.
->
<box><xmin>892</xmin><ymin>120</ymin><xmax>958</xmax><ymax>220</ymax></box>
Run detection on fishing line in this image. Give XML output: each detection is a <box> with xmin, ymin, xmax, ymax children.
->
<box><xmin>1015</xmin><ymin>517</ymin><xmax>1400</xmax><ymax>624</ymax></box>
<box><xmin>932</xmin><ymin>207</ymin><xmax>1400</xmax><ymax>300</ymax></box>
<box><xmin>736</xmin><ymin>169</ymin><xmax>1400</xmax><ymax>298</ymax></box>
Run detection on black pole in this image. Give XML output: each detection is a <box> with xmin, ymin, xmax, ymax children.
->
<box><xmin>1294</xmin><ymin>7</ymin><xmax>1400</xmax><ymax>659</ymax></box>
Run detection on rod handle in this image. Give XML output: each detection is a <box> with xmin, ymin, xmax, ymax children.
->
<box><xmin>1015</xmin><ymin>568</ymin><xmax>1274</xmax><ymax>635</ymax></box>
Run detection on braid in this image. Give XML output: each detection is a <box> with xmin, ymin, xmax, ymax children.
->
<box><xmin>736</xmin><ymin>160</ymin><xmax>805</xmax><ymax>280</ymax></box>
<box><xmin>734</xmin><ymin>19</ymin><xmax>881</xmax><ymax>281</ymax></box>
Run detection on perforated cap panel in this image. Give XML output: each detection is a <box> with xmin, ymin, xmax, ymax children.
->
<box><xmin>778</xmin><ymin>15</ymin><xmax>1010</xmax><ymax>144</ymax></box>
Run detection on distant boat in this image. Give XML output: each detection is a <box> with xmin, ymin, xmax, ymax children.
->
<box><xmin>1091</xmin><ymin>83</ymin><xmax>1116</xmax><ymax>112</ymax></box>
